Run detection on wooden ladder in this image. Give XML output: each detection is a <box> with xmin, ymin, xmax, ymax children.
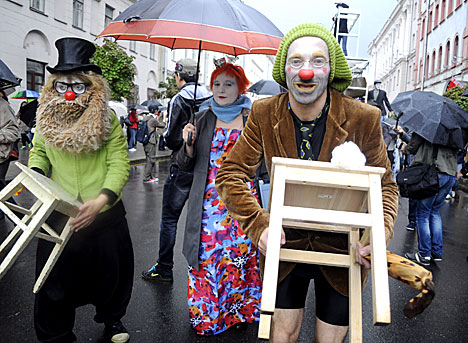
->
<box><xmin>0</xmin><ymin>162</ymin><xmax>81</xmax><ymax>293</ymax></box>
<box><xmin>258</xmin><ymin>157</ymin><xmax>390</xmax><ymax>342</ymax></box>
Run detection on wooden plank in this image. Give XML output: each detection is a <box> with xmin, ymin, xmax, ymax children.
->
<box><xmin>260</xmin><ymin>165</ymin><xmax>286</xmax><ymax>314</ymax></box>
<box><xmin>271</xmin><ymin>157</ymin><xmax>386</xmax><ymax>176</ymax></box>
<box><xmin>15</xmin><ymin>162</ymin><xmax>82</xmax><ymax>209</ymax></box>
<box><xmin>283</xmin><ymin>206</ymin><xmax>372</xmax><ymax>228</ymax></box>
<box><xmin>40</xmin><ymin>223</ymin><xmax>60</xmax><ymax>239</ymax></box>
<box><xmin>349</xmin><ymin>228</ymin><xmax>363</xmax><ymax>343</ymax></box>
<box><xmin>2</xmin><ymin>201</ymin><xmax>31</xmax><ymax>215</ymax></box>
<box><xmin>284</xmin><ymin>183</ymin><xmax>367</xmax><ymax>212</ymax></box>
<box><xmin>282</xmin><ymin>220</ymin><xmax>354</xmax><ymax>234</ymax></box>
<box><xmin>258</xmin><ymin>314</ymin><xmax>272</xmax><ymax>340</ymax></box>
<box><xmin>279</xmin><ymin>249</ymin><xmax>350</xmax><ymax>267</ymax></box>
<box><xmin>284</xmin><ymin>168</ymin><xmax>370</xmax><ymax>190</ymax></box>
<box><xmin>35</xmin><ymin>233</ymin><xmax>62</xmax><ymax>244</ymax></box>
<box><xmin>0</xmin><ymin>173</ymin><xmax>27</xmax><ymax>201</ymax></box>
<box><xmin>0</xmin><ymin>199</ymin><xmax>56</xmax><ymax>280</ymax></box>
<box><xmin>367</xmin><ymin>174</ymin><xmax>391</xmax><ymax>325</ymax></box>
<box><xmin>34</xmin><ymin>217</ymin><xmax>74</xmax><ymax>293</ymax></box>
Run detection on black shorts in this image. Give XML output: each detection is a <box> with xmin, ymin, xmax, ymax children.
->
<box><xmin>275</xmin><ymin>263</ymin><xmax>349</xmax><ymax>326</ymax></box>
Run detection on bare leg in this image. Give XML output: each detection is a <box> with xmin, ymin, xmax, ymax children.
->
<box><xmin>271</xmin><ymin>308</ymin><xmax>303</xmax><ymax>343</ymax></box>
<box><xmin>314</xmin><ymin>317</ymin><xmax>348</xmax><ymax>343</ymax></box>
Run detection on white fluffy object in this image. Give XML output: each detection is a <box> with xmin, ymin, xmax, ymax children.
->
<box><xmin>330</xmin><ymin>141</ymin><xmax>366</xmax><ymax>168</ymax></box>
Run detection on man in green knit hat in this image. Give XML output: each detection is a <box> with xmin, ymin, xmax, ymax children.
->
<box><xmin>216</xmin><ymin>23</ymin><xmax>398</xmax><ymax>342</ymax></box>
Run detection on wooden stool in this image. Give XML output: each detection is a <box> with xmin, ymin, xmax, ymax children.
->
<box><xmin>258</xmin><ymin>157</ymin><xmax>391</xmax><ymax>342</ymax></box>
<box><xmin>0</xmin><ymin>162</ymin><xmax>81</xmax><ymax>293</ymax></box>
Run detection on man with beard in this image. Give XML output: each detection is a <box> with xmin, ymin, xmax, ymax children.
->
<box><xmin>29</xmin><ymin>37</ymin><xmax>133</xmax><ymax>343</ymax></box>
<box><xmin>216</xmin><ymin>23</ymin><xmax>398</xmax><ymax>342</ymax></box>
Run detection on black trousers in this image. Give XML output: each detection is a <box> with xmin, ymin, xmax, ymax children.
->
<box><xmin>34</xmin><ymin>201</ymin><xmax>134</xmax><ymax>343</ymax></box>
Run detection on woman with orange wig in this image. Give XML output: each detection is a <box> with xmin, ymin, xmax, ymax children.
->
<box><xmin>175</xmin><ymin>61</ymin><xmax>261</xmax><ymax>335</ymax></box>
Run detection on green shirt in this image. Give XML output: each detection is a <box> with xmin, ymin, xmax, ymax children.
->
<box><xmin>29</xmin><ymin>115</ymin><xmax>130</xmax><ymax>212</ymax></box>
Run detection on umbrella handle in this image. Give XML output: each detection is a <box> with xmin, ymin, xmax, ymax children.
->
<box><xmin>187</xmin><ymin>132</ymin><xmax>193</xmax><ymax>146</ymax></box>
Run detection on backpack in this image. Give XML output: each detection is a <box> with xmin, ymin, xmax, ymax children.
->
<box><xmin>136</xmin><ymin>120</ymin><xmax>152</xmax><ymax>145</ymax></box>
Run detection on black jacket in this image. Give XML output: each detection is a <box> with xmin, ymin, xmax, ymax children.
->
<box><xmin>163</xmin><ymin>83</ymin><xmax>211</xmax><ymax>163</ymax></box>
<box><xmin>367</xmin><ymin>89</ymin><xmax>393</xmax><ymax>114</ymax></box>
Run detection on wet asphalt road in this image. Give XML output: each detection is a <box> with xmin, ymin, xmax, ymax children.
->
<box><xmin>1</xmin><ymin>158</ymin><xmax>468</xmax><ymax>343</ymax></box>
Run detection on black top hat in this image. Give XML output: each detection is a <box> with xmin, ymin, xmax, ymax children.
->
<box><xmin>47</xmin><ymin>37</ymin><xmax>102</xmax><ymax>75</ymax></box>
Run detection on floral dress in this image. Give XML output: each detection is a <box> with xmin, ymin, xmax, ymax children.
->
<box><xmin>187</xmin><ymin>127</ymin><xmax>262</xmax><ymax>336</ymax></box>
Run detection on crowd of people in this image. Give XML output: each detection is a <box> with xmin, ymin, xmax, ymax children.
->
<box><xmin>0</xmin><ymin>14</ymin><xmax>466</xmax><ymax>343</ymax></box>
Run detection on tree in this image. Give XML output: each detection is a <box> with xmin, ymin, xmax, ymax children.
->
<box><xmin>155</xmin><ymin>77</ymin><xmax>179</xmax><ymax>100</ymax></box>
<box><xmin>91</xmin><ymin>39</ymin><xmax>136</xmax><ymax>101</ymax></box>
<box><xmin>443</xmin><ymin>85</ymin><xmax>468</xmax><ymax>112</ymax></box>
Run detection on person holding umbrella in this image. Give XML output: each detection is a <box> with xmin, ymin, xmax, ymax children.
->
<box><xmin>403</xmin><ymin>133</ymin><xmax>457</xmax><ymax>266</ymax></box>
<box><xmin>176</xmin><ymin>61</ymin><xmax>261</xmax><ymax>335</ymax></box>
<box><xmin>216</xmin><ymin>23</ymin><xmax>398</xmax><ymax>342</ymax></box>
<box><xmin>142</xmin><ymin>58</ymin><xmax>211</xmax><ymax>283</ymax></box>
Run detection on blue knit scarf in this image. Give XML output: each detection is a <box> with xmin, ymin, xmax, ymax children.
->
<box><xmin>199</xmin><ymin>94</ymin><xmax>252</xmax><ymax>123</ymax></box>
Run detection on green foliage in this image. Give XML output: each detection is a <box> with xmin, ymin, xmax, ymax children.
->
<box><xmin>156</xmin><ymin>77</ymin><xmax>179</xmax><ymax>100</ymax></box>
<box><xmin>91</xmin><ymin>39</ymin><xmax>136</xmax><ymax>101</ymax></box>
<box><xmin>443</xmin><ymin>85</ymin><xmax>468</xmax><ymax>112</ymax></box>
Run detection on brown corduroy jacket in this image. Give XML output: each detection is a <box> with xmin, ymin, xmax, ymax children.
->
<box><xmin>216</xmin><ymin>89</ymin><xmax>399</xmax><ymax>296</ymax></box>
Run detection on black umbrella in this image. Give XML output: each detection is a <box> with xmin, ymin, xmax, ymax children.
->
<box><xmin>127</xmin><ymin>104</ymin><xmax>148</xmax><ymax>111</ymax></box>
<box><xmin>18</xmin><ymin>99</ymin><xmax>38</xmax><ymax>127</ymax></box>
<box><xmin>248</xmin><ymin>79</ymin><xmax>286</xmax><ymax>96</ymax></box>
<box><xmin>141</xmin><ymin>99</ymin><xmax>162</xmax><ymax>107</ymax></box>
<box><xmin>0</xmin><ymin>58</ymin><xmax>20</xmax><ymax>91</ymax></box>
<box><xmin>392</xmin><ymin>90</ymin><xmax>468</xmax><ymax>149</ymax></box>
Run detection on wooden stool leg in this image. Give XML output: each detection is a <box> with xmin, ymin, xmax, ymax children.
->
<box><xmin>33</xmin><ymin>217</ymin><xmax>74</xmax><ymax>293</ymax></box>
<box><xmin>258</xmin><ymin>166</ymin><xmax>287</xmax><ymax>340</ymax></box>
<box><xmin>0</xmin><ymin>200</ymin><xmax>41</xmax><ymax>255</ymax></box>
<box><xmin>0</xmin><ymin>200</ymin><xmax>55</xmax><ymax>280</ymax></box>
<box><xmin>349</xmin><ymin>228</ymin><xmax>362</xmax><ymax>343</ymax></box>
<box><xmin>368</xmin><ymin>175</ymin><xmax>391</xmax><ymax>324</ymax></box>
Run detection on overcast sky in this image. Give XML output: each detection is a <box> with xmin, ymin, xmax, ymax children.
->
<box><xmin>243</xmin><ymin>0</ymin><xmax>398</xmax><ymax>58</ymax></box>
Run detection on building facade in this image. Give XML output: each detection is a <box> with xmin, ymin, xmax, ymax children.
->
<box><xmin>0</xmin><ymin>0</ymin><xmax>274</xmax><ymax>111</ymax></box>
<box><xmin>368</xmin><ymin>0</ymin><xmax>468</xmax><ymax>100</ymax></box>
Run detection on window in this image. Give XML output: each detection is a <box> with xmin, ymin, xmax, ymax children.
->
<box><xmin>26</xmin><ymin>59</ymin><xmax>46</xmax><ymax>93</ymax></box>
<box><xmin>105</xmin><ymin>5</ymin><xmax>114</xmax><ymax>28</ymax></box>
<box><xmin>425</xmin><ymin>55</ymin><xmax>429</xmax><ymax>78</ymax></box>
<box><xmin>445</xmin><ymin>41</ymin><xmax>450</xmax><ymax>68</ymax></box>
<box><xmin>129</xmin><ymin>41</ymin><xmax>136</xmax><ymax>52</ymax></box>
<box><xmin>150</xmin><ymin>44</ymin><xmax>156</xmax><ymax>60</ymax></box>
<box><xmin>428</xmin><ymin>11</ymin><xmax>432</xmax><ymax>32</ymax></box>
<box><xmin>30</xmin><ymin>0</ymin><xmax>44</xmax><ymax>12</ymax></box>
<box><xmin>421</xmin><ymin>19</ymin><xmax>425</xmax><ymax>40</ymax></box>
<box><xmin>73</xmin><ymin>0</ymin><xmax>84</xmax><ymax>29</ymax></box>
<box><xmin>453</xmin><ymin>36</ymin><xmax>459</xmax><ymax>65</ymax></box>
<box><xmin>448</xmin><ymin>0</ymin><xmax>453</xmax><ymax>14</ymax></box>
<box><xmin>431</xmin><ymin>51</ymin><xmax>435</xmax><ymax>75</ymax></box>
<box><xmin>438</xmin><ymin>46</ymin><xmax>442</xmax><ymax>72</ymax></box>
<box><xmin>434</xmin><ymin>5</ymin><xmax>439</xmax><ymax>27</ymax></box>
<box><xmin>441</xmin><ymin>0</ymin><xmax>446</xmax><ymax>21</ymax></box>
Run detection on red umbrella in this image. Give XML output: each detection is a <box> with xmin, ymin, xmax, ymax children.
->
<box><xmin>98</xmin><ymin>0</ymin><xmax>283</xmax><ymax>144</ymax></box>
<box><xmin>97</xmin><ymin>0</ymin><xmax>283</xmax><ymax>56</ymax></box>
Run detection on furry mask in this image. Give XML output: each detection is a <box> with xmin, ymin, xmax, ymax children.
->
<box><xmin>36</xmin><ymin>71</ymin><xmax>112</xmax><ymax>154</ymax></box>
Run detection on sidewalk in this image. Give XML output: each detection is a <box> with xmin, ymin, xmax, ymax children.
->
<box><xmin>5</xmin><ymin>143</ymin><xmax>172</xmax><ymax>181</ymax></box>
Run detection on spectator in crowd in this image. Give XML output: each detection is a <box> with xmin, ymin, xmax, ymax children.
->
<box><xmin>142</xmin><ymin>59</ymin><xmax>211</xmax><ymax>283</ymax></box>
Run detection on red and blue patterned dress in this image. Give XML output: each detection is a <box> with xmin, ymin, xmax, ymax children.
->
<box><xmin>187</xmin><ymin>127</ymin><xmax>262</xmax><ymax>336</ymax></box>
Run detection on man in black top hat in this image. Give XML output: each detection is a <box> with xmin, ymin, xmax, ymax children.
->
<box><xmin>29</xmin><ymin>37</ymin><xmax>133</xmax><ymax>343</ymax></box>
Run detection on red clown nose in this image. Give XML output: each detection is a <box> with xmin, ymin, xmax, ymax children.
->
<box><xmin>298</xmin><ymin>69</ymin><xmax>314</xmax><ymax>80</ymax></box>
<box><xmin>64</xmin><ymin>91</ymin><xmax>76</xmax><ymax>101</ymax></box>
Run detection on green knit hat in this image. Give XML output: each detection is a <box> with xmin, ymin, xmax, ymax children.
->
<box><xmin>272</xmin><ymin>23</ymin><xmax>352</xmax><ymax>92</ymax></box>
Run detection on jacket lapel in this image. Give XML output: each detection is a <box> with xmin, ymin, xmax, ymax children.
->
<box><xmin>318</xmin><ymin>89</ymin><xmax>348</xmax><ymax>161</ymax></box>
<box><xmin>273</xmin><ymin>94</ymin><xmax>298</xmax><ymax>158</ymax></box>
